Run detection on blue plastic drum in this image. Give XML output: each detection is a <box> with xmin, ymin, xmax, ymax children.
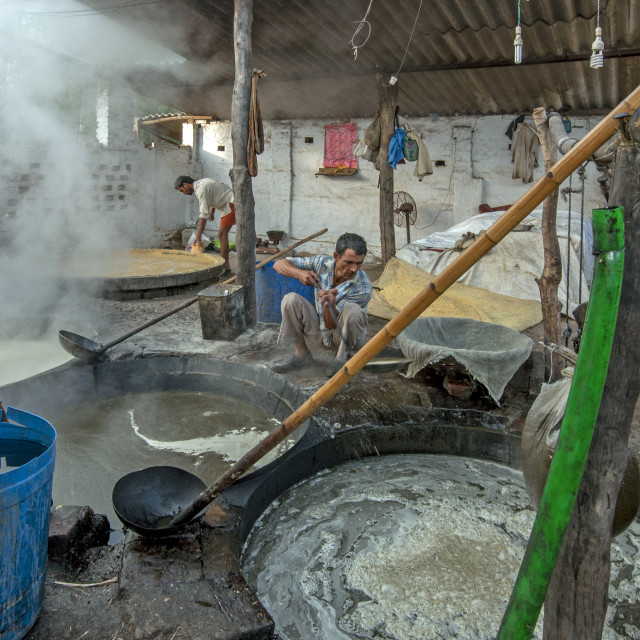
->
<box><xmin>255</xmin><ymin>261</ymin><xmax>316</xmax><ymax>323</ymax></box>
<box><xmin>0</xmin><ymin>407</ymin><xmax>56</xmax><ymax>640</ymax></box>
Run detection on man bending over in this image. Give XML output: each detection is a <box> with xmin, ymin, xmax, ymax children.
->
<box><xmin>175</xmin><ymin>175</ymin><xmax>235</xmax><ymax>275</ymax></box>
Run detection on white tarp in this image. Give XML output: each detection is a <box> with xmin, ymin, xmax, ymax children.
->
<box><xmin>397</xmin><ymin>209</ymin><xmax>592</xmax><ymax>317</ymax></box>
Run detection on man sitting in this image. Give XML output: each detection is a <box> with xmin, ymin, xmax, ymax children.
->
<box><xmin>271</xmin><ymin>233</ymin><xmax>372</xmax><ymax>378</ymax></box>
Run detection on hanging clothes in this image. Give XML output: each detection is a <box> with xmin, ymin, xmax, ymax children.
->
<box><xmin>505</xmin><ymin>113</ymin><xmax>527</xmax><ymax>140</ymax></box>
<box><xmin>388</xmin><ymin>127</ymin><xmax>406</xmax><ymax>169</ymax></box>
<box><xmin>247</xmin><ymin>69</ymin><xmax>266</xmax><ymax>178</ymax></box>
<box><xmin>405</xmin><ymin>130</ymin><xmax>433</xmax><ymax>181</ymax></box>
<box><xmin>396</xmin><ymin>114</ymin><xmax>433</xmax><ymax>181</ymax></box>
<box><xmin>511</xmin><ymin>122</ymin><xmax>540</xmax><ymax>183</ymax></box>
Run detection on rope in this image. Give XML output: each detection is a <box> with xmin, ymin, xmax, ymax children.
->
<box><xmin>577</xmin><ymin>165</ymin><xmax>586</xmax><ymax>305</ymax></box>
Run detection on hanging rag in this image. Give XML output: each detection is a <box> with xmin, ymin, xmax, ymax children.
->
<box><xmin>388</xmin><ymin>127</ymin><xmax>406</xmax><ymax>169</ymax></box>
<box><xmin>505</xmin><ymin>113</ymin><xmax>527</xmax><ymax>140</ymax></box>
<box><xmin>396</xmin><ymin>114</ymin><xmax>433</xmax><ymax>181</ymax></box>
<box><xmin>247</xmin><ymin>69</ymin><xmax>266</xmax><ymax>177</ymax></box>
<box><xmin>408</xmin><ymin>130</ymin><xmax>433</xmax><ymax>180</ymax></box>
<box><xmin>363</xmin><ymin>112</ymin><xmax>381</xmax><ymax>150</ymax></box>
<box><xmin>511</xmin><ymin>122</ymin><xmax>540</xmax><ymax>183</ymax></box>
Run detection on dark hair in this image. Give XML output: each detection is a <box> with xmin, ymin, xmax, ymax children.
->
<box><xmin>174</xmin><ymin>175</ymin><xmax>194</xmax><ymax>190</ymax></box>
<box><xmin>336</xmin><ymin>233</ymin><xmax>367</xmax><ymax>257</ymax></box>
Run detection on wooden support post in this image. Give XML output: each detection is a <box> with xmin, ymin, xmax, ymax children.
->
<box><xmin>230</xmin><ymin>0</ymin><xmax>257</xmax><ymax>325</ymax></box>
<box><xmin>532</xmin><ymin>107</ymin><xmax>563</xmax><ymax>381</ymax></box>
<box><xmin>377</xmin><ymin>73</ymin><xmax>397</xmax><ymax>265</ymax></box>
<box><xmin>543</xmin><ymin>136</ymin><xmax>640</xmax><ymax>638</ymax></box>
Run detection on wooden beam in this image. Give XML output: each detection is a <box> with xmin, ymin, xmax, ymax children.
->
<box><xmin>377</xmin><ymin>73</ymin><xmax>397</xmax><ymax>265</ymax></box>
<box><xmin>230</xmin><ymin>0</ymin><xmax>257</xmax><ymax>325</ymax></box>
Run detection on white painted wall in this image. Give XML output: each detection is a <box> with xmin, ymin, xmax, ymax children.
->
<box><xmin>194</xmin><ymin>114</ymin><xmax>607</xmax><ymax>260</ymax></box>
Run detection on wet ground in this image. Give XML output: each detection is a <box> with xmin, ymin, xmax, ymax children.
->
<box><xmin>6</xmin><ymin>255</ymin><xmax>640</xmax><ymax>639</ymax></box>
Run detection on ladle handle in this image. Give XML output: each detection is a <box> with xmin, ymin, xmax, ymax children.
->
<box><xmin>169</xmin><ymin>86</ymin><xmax>640</xmax><ymax>529</ymax></box>
<box><xmin>102</xmin><ymin>228</ymin><xmax>329</xmax><ymax>351</ymax></box>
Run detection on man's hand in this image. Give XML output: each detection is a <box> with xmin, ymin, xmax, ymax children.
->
<box><xmin>318</xmin><ymin>287</ymin><xmax>338</xmax><ymax>307</ymax></box>
<box><xmin>318</xmin><ymin>288</ymin><xmax>338</xmax><ymax>329</ymax></box>
<box><xmin>299</xmin><ymin>270</ymin><xmax>320</xmax><ymax>287</ymax></box>
<box><xmin>272</xmin><ymin>258</ymin><xmax>319</xmax><ymax>287</ymax></box>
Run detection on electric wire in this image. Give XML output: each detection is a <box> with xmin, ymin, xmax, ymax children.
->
<box><xmin>393</xmin><ymin>0</ymin><xmax>424</xmax><ymax>78</ymax></box>
<box><xmin>11</xmin><ymin>0</ymin><xmax>171</xmax><ymax>18</ymax></box>
<box><xmin>349</xmin><ymin>0</ymin><xmax>374</xmax><ymax>61</ymax></box>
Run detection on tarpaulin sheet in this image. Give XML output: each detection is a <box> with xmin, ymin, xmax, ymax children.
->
<box><xmin>324</xmin><ymin>123</ymin><xmax>358</xmax><ymax>169</ymax></box>
<box><xmin>397</xmin><ymin>209</ymin><xmax>592</xmax><ymax>318</ymax></box>
<box><xmin>369</xmin><ymin>257</ymin><xmax>542</xmax><ymax>331</ymax></box>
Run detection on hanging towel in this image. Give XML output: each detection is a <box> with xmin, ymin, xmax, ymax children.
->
<box><xmin>388</xmin><ymin>127</ymin><xmax>406</xmax><ymax>169</ymax></box>
<box><xmin>247</xmin><ymin>69</ymin><xmax>266</xmax><ymax>177</ymax></box>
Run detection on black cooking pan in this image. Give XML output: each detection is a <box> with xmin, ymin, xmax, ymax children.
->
<box><xmin>112</xmin><ymin>466</ymin><xmax>207</xmax><ymax>537</ymax></box>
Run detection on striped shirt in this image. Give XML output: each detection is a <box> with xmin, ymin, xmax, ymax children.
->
<box><xmin>287</xmin><ymin>255</ymin><xmax>372</xmax><ymax>345</ymax></box>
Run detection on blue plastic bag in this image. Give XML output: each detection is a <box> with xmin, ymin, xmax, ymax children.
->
<box><xmin>388</xmin><ymin>127</ymin><xmax>406</xmax><ymax>169</ymax></box>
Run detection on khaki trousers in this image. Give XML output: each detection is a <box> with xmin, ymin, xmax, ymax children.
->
<box><xmin>278</xmin><ymin>292</ymin><xmax>368</xmax><ymax>362</ymax></box>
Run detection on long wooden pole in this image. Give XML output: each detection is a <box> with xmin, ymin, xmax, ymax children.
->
<box><xmin>171</xmin><ymin>85</ymin><xmax>640</xmax><ymax>528</ymax></box>
<box><xmin>230</xmin><ymin>0</ymin><xmax>257</xmax><ymax>325</ymax></box>
<box><xmin>377</xmin><ymin>73</ymin><xmax>398</xmax><ymax>265</ymax></box>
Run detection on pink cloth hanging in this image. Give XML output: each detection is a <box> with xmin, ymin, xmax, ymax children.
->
<box><xmin>323</xmin><ymin>123</ymin><xmax>358</xmax><ymax>169</ymax></box>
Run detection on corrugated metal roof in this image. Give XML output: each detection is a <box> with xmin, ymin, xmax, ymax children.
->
<box><xmin>87</xmin><ymin>0</ymin><xmax>639</xmax><ymax>118</ymax></box>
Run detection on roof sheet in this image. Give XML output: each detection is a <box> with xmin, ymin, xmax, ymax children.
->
<box><xmin>85</xmin><ymin>0</ymin><xmax>639</xmax><ymax>118</ymax></box>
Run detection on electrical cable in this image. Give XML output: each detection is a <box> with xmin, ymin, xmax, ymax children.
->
<box><xmin>393</xmin><ymin>0</ymin><xmax>423</xmax><ymax>78</ymax></box>
<box><xmin>13</xmin><ymin>0</ymin><xmax>171</xmax><ymax>18</ymax></box>
<box><xmin>349</xmin><ymin>0</ymin><xmax>374</xmax><ymax>61</ymax></box>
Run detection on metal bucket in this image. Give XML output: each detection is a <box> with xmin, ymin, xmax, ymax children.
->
<box><xmin>0</xmin><ymin>407</ymin><xmax>56</xmax><ymax>640</ymax></box>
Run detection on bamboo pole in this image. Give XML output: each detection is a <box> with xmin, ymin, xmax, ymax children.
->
<box><xmin>170</xmin><ymin>85</ymin><xmax>640</xmax><ymax>528</ymax></box>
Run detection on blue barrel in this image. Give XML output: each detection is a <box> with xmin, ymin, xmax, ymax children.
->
<box><xmin>1</xmin><ymin>407</ymin><xmax>56</xmax><ymax>640</ymax></box>
<box><xmin>255</xmin><ymin>261</ymin><xmax>316</xmax><ymax>323</ymax></box>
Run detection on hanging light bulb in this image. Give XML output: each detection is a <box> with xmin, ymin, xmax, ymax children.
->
<box><xmin>514</xmin><ymin>25</ymin><xmax>523</xmax><ymax>64</ymax></box>
<box><xmin>590</xmin><ymin>26</ymin><xmax>604</xmax><ymax>69</ymax></box>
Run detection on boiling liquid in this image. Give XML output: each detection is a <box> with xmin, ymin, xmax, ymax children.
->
<box><xmin>47</xmin><ymin>391</ymin><xmax>293</xmax><ymax>541</ymax></box>
<box><xmin>242</xmin><ymin>454</ymin><xmax>541</xmax><ymax>640</ymax></box>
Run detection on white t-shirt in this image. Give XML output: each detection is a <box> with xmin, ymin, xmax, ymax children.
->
<box><xmin>193</xmin><ymin>179</ymin><xmax>234</xmax><ymax>220</ymax></box>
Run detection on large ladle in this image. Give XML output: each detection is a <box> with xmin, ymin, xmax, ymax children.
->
<box><xmin>58</xmin><ymin>228</ymin><xmax>329</xmax><ymax>363</ymax></box>
<box><xmin>160</xmin><ymin>86</ymin><xmax>640</xmax><ymax>531</ymax></box>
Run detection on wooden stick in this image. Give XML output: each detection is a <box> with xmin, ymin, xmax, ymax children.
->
<box><xmin>171</xmin><ymin>85</ymin><xmax>640</xmax><ymax>527</ymax></box>
<box><xmin>221</xmin><ymin>228</ymin><xmax>328</xmax><ymax>285</ymax></box>
<box><xmin>54</xmin><ymin>577</ymin><xmax>117</xmax><ymax>588</ymax></box>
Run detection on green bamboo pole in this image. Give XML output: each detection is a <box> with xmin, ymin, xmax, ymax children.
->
<box><xmin>496</xmin><ymin>206</ymin><xmax>625</xmax><ymax>639</ymax></box>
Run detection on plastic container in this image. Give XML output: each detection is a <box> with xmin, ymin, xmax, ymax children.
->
<box><xmin>255</xmin><ymin>261</ymin><xmax>315</xmax><ymax>323</ymax></box>
<box><xmin>1</xmin><ymin>407</ymin><xmax>57</xmax><ymax>640</ymax></box>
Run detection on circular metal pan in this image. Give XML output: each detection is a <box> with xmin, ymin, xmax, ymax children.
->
<box><xmin>112</xmin><ymin>466</ymin><xmax>207</xmax><ymax>537</ymax></box>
